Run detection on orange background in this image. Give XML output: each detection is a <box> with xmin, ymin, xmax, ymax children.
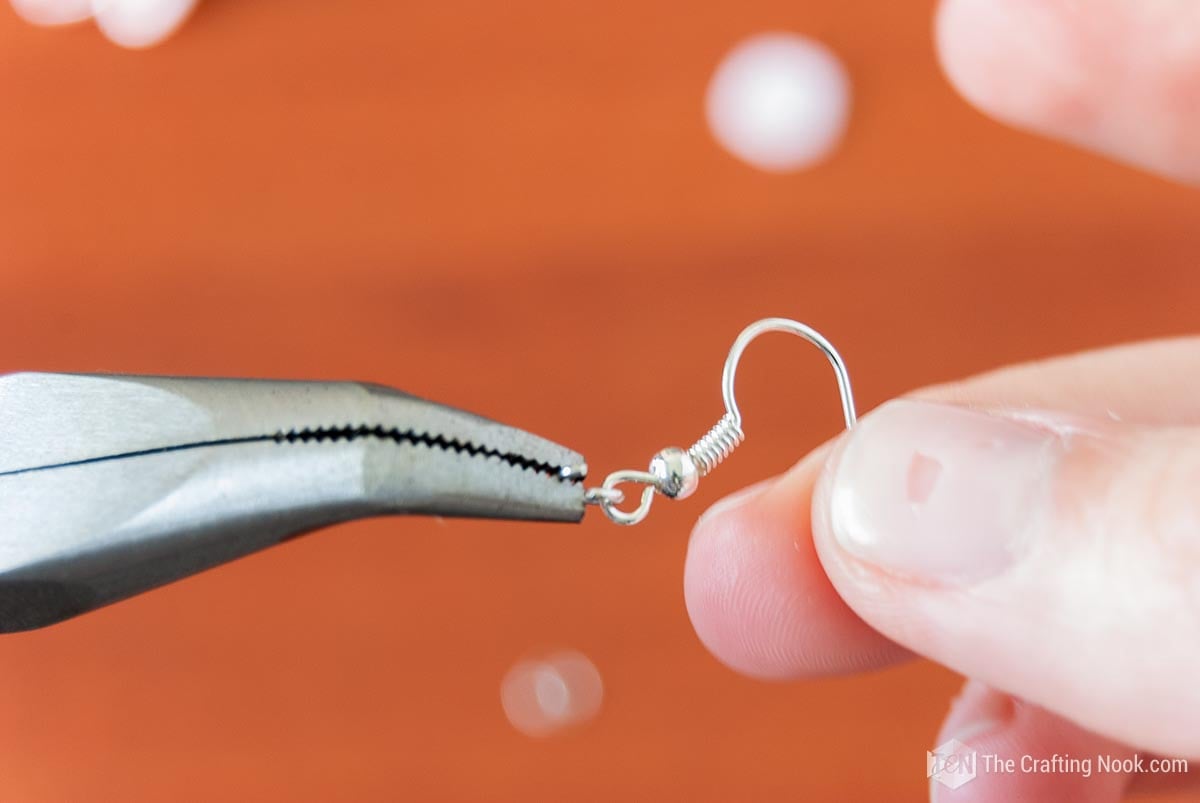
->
<box><xmin>1</xmin><ymin>1</ymin><xmax>1197</xmax><ymax>800</ymax></box>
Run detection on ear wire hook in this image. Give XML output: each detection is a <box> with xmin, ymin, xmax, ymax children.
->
<box><xmin>584</xmin><ymin>317</ymin><xmax>858</xmax><ymax>526</ymax></box>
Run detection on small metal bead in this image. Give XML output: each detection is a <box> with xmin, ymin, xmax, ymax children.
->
<box><xmin>649</xmin><ymin>447</ymin><xmax>700</xmax><ymax>500</ymax></box>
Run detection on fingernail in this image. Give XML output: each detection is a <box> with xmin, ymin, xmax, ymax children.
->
<box><xmin>942</xmin><ymin>679</ymin><xmax>1014</xmax><ymax>743</ymax></box>
<box><xmin>828</xmin><ymin>399</ymin><xmax>1061</xmax><ymax>583</ymax></box>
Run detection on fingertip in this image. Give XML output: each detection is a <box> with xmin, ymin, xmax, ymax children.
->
<box><xmin>810</xmin><ymin>397</ymin><xmax>1200</xmax><ymax>757</ymax></box>
<box><xmin>684</xmin><ymin>454</ymin><xmax>907</xmax><ymax>680</ymax></box>
<box><xmin>936</xmin><ymin>679</ymin><xmax>1016</xmax><ymax>746</ymax></box>
<box><xmin>931</xmin><ymin>681</ymin><xmax>1132</xmax><ymax>802</ymax></box>
<box><xmin>684</xmin><ymin>477</ymin><xmax>788</xmax><ymax>679</ymax></box>
<box><xmin>934</xmin><ymin>0</ymin><xmax>1094</xmax><ymax>136</ymax></box>
<box><xmin>92</xmin><ymin>0</ymin><xmax>197</xmax><ymax>49</ymax></box>
<box><xmin>935</xmin><ymin>0</ymin><xmax>1200</xmax><ymax>183</ymax></box>
<box><xmin>10</xmin><ymin>0</ymin><xmax>91</xmax><ymax>26</ymax></box>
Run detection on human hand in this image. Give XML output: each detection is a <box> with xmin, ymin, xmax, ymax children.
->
<box><xmin>685</xmin><ymin>1</ymin><xmax>1200</xmax><ymax>799</ymax></box>
<box><xmin>9</xmin><ymin>0</ymin><xmax>197</xmax><ymax>49</ymax></box>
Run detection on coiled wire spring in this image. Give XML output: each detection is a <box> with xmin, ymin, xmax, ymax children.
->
<box><xmin>687</xmin><ymin>413</ymin><xmax>744</xmax><ymax>477</ymax></box>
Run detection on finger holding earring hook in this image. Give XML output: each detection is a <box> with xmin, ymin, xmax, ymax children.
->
<box><xmin>586</xmin><ymin>317</ymin><xmax>858</xmax><ymax>526</ymax></box>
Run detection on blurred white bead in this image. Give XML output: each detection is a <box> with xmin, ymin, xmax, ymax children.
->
<box><xmin>90</xmin><ymin>0</ymin><xmax>196</xmax><ymax>49</ymax></box>
<box><xmin>500</xmin><ymin>650</ymin><xmax>603</xmax><ymax>738</ymax></box>
<box><xmin>705</xmin><ymin>32</ymin><xmax>851</xmax><ymax>173</ymax></box>
<box><xmin>10</xmin><ymin>0</ymin><xmax>91</xmax><ymax>26</ymax></box>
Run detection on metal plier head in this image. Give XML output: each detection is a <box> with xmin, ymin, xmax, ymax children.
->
<box><xmin>0</xmin><ymin>373</ymin><xmax>587</xmax><ymax>632</ymax></box>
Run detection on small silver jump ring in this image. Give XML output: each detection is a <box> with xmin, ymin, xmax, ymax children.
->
<box><xmin>597</xmin><ymin>470</ymin><xmax>661</xmax><ymax>526</ymax></box>
<box><xmin>584</xmin><ymin>486</ymin><xmax>625</xmax><ymax>506</ymax></box>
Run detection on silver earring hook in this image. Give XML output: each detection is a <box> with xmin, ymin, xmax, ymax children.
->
<box><xmin>723</xmin><ymin>318</ymin><xmax>857</xmax><ymax>430</ymax></box>
<box><xmin>585</xmin><ymin>317</ymin><xmax>858</xmax><ymax>526</ymax></box>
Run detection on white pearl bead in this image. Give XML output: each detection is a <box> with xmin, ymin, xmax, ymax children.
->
<box><xmin>706</xmin><ymin>32</ymin><xmax>852</xmax><ymax>172</ymax></box>
<box><xmin>500</xmin><ymin>650</ymin><xmax>603</xmax><ymax>738</ymax></box>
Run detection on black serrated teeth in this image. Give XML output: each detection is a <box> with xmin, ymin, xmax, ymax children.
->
<box><xmin>272</xmin><ymin>425</ymin><xmax>579</xmax><ymax>483</ymax></box>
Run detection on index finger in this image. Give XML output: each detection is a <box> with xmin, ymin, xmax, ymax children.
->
<box><xmin>936</xmin><ymin>0</ymin><xmax>1200</xmax><ymax>184</ymax></box>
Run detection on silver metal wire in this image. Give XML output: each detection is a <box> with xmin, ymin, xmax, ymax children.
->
<box><xmin>722</xmin><ymin>317</ymin><xmax>857</xmax><ymax>431</ymax></box>
<box><xmin>591</xmin><ymin>470</ymin><xmax>659</xmax><ymax>526</ymax></box>
<box><xmin>586</xmin><ymin>317</ymin><xmax>858</xmax><ymax>526</ymax></box>
<box><xmin>686</xmin><ymin>413</ymin><xmax>744</xmax><ymax>476</ymax></box>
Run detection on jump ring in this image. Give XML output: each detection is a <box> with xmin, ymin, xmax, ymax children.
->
<box><xmin>597</xmin><ymin>470</ymin><xmax>661</xmax><ymax>526</ymax></box>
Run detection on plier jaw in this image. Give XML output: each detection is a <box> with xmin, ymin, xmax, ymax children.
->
<box><xmin>0</xmin><ymin>373</ymin><xmax>587</xmax><ymax>632</ymax></box>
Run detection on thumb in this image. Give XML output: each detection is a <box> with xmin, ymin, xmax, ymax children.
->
<box><xmin>813</xmin><ymin>399</ymin><xmax>1200</xmax><ymax>758</ymax></box>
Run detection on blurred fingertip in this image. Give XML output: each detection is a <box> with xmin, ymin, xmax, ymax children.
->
<box><xmin>10</xmin><ymin>0</ymin><xmax>91</xmax><ymax>26</ymax></box>
<box><xmin>938</xmin><ymin>679</ymin><xmax>1015</xmax><ymax>744</ymax></box>
<box><xmin>934</xmin><ymin>0</ymin><xmax>1200</xmax><ymax>184</ymax></box>
<box><xmin>934</xmin><ymin>0</ymin><xmax>1090</xmax><ymax>134</ymax></box>
<box><xmin>91</xmin><ymin>0</ymin><xmax>197</xmax><ymax>49</ymax></box>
